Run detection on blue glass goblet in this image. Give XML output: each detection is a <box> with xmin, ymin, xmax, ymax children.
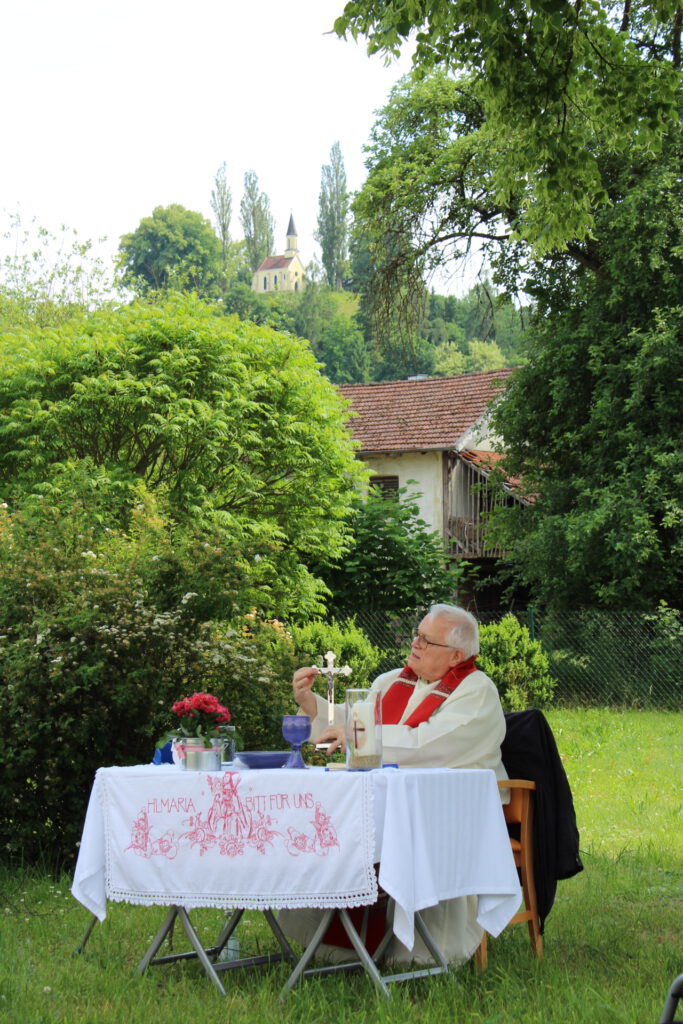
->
<box><xmin>282</xmin><ymin>715</ymin><xmax>311</xmax><ymax>769</ymax></box>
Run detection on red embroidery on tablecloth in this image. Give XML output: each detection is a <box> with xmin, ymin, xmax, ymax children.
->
<box><xmin>125</xmin><ymin>772</ymin><xmax>340</xmax><ymax>860</ymax></box>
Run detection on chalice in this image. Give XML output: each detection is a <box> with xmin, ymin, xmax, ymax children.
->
<box><xmin>282</xmin><ymin>714</ymin><xmax>311</xmax><ymax>769</ymax></box>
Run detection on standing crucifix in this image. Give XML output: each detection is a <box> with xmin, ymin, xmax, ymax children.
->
<box><xmin>315</xmin><ymin>650</ymin><xmax>351</xmax><ymax>749</ymax></box>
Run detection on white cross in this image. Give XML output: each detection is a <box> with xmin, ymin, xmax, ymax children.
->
<box><xmin>318</xmin><ymin>650</ymin><xmax>352</xmax><ymax>726</ymax></box>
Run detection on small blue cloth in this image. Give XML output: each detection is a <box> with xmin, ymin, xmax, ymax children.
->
<box><xmin>152</xmin><ymin>741</ymin><xmax>173</xmax><ymax>765</ymax></box>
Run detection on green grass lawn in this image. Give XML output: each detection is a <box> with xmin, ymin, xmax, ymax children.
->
<box><xmin>1</xmin><ymin>709</ymin><xmax>681</xmax><ymax>1023</ymax></box>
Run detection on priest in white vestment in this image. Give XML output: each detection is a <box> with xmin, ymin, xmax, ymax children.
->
<box><xmin>280</xmin><ymin>603</ymin><xmax>508</xmax><ymax>965</ymax></box>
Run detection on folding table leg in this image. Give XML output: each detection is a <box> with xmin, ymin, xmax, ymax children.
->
<box><xmin>337</xmin><ymin>909</ymin><xmax>391</xmax><ymax>997</ymax></box>
<box><xmin>211</xmin><ymin>907</ymin><xmax>244</xmax><ymax>958</ymax></box>
<box><xmin>369</xmin><ymin>900</ymin><xmax>450</xmax><ymax>983</ymax></box>
<box><xmin>74</xmin><ymin>912</ymin><xmax>99</xmax><ymax>955</ymax></box>
<box><xmin>280</xmin><ymin>908</ymin><xmax>391</xmax><ymax>1000</ymax></box>
<box><xmin>263</xmin><ymin>909</ymin><xmax>298</xmax><ymax>963</ymax></box>
<box><xmin>280</xmin><ymin>908</ymin><xmax>336</xmax><ymax>997</ymax></box>
<box><xmin>210</xmin><ymin>908</ymin><xmax>297</xmax><ymax>973</ymax></box>
<box><xmin>136</xmin><ymin>906</ymin><xmax>180</xmax><ymax>976</ymax></box>
<box><xmin>174</xmin><ymin>906</ymin><xmax>227</xmax><ymax>996</ymax></box>
<box><xmin>413</xmin><ymin>911</ymin><xmax>449</xmax><ymax>972</ymax></box>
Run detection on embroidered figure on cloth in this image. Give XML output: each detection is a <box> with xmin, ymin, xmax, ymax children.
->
<box><xmin>126</xmin><ymin>808</ymin><xmax>179</xmax><ymax>860</ymax></box>
<box><xmin>125</xmin><ymin>772</ymin><xmax>340</xmax><ymax>861</ymax></box>
<box><xmin>312</xmin><ymin>802</ymin><xmax>338</xmax><ymax>854</ymax></box>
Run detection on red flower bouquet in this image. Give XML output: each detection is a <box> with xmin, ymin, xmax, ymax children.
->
<box><xmin>169</xmin><ymin>691</ymin><xmax>232</xmax><ymax>748</ymax></box>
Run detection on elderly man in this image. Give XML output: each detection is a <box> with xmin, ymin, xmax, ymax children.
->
<box><xmin>283</xmin><ymin>603</ymin><xmax>508</xmax><ymax>964</ymax></box>
<box><xmin>294</xmin><ymin>603</ymin><xmax>506</xmax><ymax>778</ymax></box>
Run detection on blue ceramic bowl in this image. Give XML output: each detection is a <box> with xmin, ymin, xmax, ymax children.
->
<box><xmin>235</xmin><ymin>751</ymin><xmax>289</xmax><ymax>770</ymax></box>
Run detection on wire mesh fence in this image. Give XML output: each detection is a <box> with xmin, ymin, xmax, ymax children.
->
<box><xmin>336</xmin><ymin>605</ymin><xmax>682</xmax><ymax>710</ymax></box>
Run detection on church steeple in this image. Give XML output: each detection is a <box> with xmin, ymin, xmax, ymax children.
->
<box><xmin>285</xmin><ymin>214</ymin><xmax>298</xmax><ymax>257</ymax></box>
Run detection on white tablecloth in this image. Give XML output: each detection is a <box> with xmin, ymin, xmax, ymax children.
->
<box><xmin>72</xmin><ymin>765</ymin><xmax>521</xmax><ymax>952</ymax></box>
<box><xmin>72</xmin><ymin>765</ymin><xmax>376</xmax><ymax>917</ymax></box>
<box><xmin>371</xmin><ymin>768</ymin><xmax>522</xmax><ymax>947</ymax></box>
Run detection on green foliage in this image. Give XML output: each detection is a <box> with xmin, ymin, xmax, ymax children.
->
<box><xmin>351</xmin><ymin>72</ymin><xmax>504</xmax><ymax>341</ymax></box>
<box><xmin>118</xmin><ymin>204</ymin><xmax>222</xmax><ymax>296</ymax></box>
<box><xmin>223</xmin><ymin>281</ymin><xmax>373</xmax><ymax>384</ymax></box>
<box><xmin>0</xmin><ymin>494</ymin><xmax>286</xmax><ymax>864</ymax></box>
<box><xmin>222</xmin><ymin>280</ymin><xmax>278</xmax><ymax>326</ymax></box>
<box><xmin>349</xmin><ymin>72</ymin><xmax>535</xmax><ymax>352</ymax></box>
<box><xmin>336</xmin><ymin>0</ymin><xmax>681</xmax><ymax>254</ymax></box>
<box><xmin>288</xmin><ymin>618</ymin><xmax>382</xmax><ymax>690</ymax></box>
<box><xmin>315</xmin><ymin>142</ymin><xmax>350</xmax><ymax>289</ymax></box>
<box><xmin>0</xmin><ymin>289</ymin><xmax>373</xmax><ymax>865</ymax></box>
<box><xmin>477</xmin><ymin>614</ymin><xmax>555</xmax><ymax>711</ymax></box>
<box><xmin>239</xmin><ymin>171</ymin><xmax>275</xmax><ymax>274</ymax></box>
<box><xmin>488</xmin><ymin>124</ymin><xmax>683</xmax><ymax>609</ymax></box>
<box><xmin>351</xmin><ymin>60</ymin><xmax>682</xmax><ymax>608</ymax></box>
<box><xmin>434</xmin><ymin>337</ymin><xmax>507</xmax><ymax>375</ymax></box>
<box><xmin>429</xmin><ymin>283</ymin><xmax>529</xmax><ymax>368</ymax></box>
<box><xmin>318</xmin><ymin>485</ymin><xmax>466</xmax><ymax>617</ymax></box>
<box><xmin>0</xmin><ymin>293</ymin><xmax>366</xmax><ymax>616</ymax></box>
<box><xmin>208</xmin><ymin>617</ymin><xmax>297</xmax><ymax>753</ymax></box>
<box><xmin>210</xmin><ymin>162</ymin><xmax>232</xmax><ymax>279</ymax></box>
<box><xmin>1</xmin><ymin>214</ymin><xmax>120</xmax><ymax>329</ymax></box>
<box><xmin>209</xmin><ymin>166</ymin><xmax>251</xmax><ymax>295</ymax></box>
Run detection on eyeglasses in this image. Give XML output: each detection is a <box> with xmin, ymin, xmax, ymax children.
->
<box><xmin>412</xmin><ymin>632</ymin><xmax>456</xmax><ymax>651</ymax></box>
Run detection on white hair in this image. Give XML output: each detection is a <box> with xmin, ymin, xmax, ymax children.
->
<box><xmin>428</xmin><ymin>604</ymin><xmax>479</xmax><ymax>658</ymax></box>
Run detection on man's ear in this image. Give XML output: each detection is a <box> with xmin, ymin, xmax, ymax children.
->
<box><xmin>448</xmin><ymin>648</ymin><xmax>465</xmax><ymax>667</ymax></box>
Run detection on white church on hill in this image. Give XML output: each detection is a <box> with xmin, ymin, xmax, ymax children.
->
<box><xmin>252</xmin><ymin>214</ymin><xmax>306</xmax><ymax>293</ymax></box>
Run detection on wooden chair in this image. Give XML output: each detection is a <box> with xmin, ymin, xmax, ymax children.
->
<box><xmin>474</xmin><ymin>779</ymin><xmax>543</xmax><ymax>971</ymax></box>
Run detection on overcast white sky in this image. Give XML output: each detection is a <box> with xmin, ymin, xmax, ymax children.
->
<box><xmin>1</xmin><ymin>1</ymin><xmax>426</xmax><ymax>281</ymax></box>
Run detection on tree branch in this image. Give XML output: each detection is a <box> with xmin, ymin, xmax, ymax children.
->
<box><xmin>673</xmin><ymin>7</ymin><xmax>682</xmax><ymax>67</ymax></box>
<box><xmin>620</xmin><ymin>0</ymin><xmax>631</xmax><ymax>34</ymax></box>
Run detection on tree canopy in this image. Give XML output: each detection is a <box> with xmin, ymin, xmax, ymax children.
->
<box><xmin>118</xmin><ymin>204</ymin><xmax>222</xmax><ymax>295</ymax></box>
<box><xmin>336</xmin><ymin>0</ymin><xmax>682</xmax><ymax>253</ymax></box>
<box><xmin>487</xmin><ymin>119</ymin><xmax>683</xmax><ymax>610</ymax></box>
<box><xmin>211</xmin><ymin>161</ymin><xmax>248</xmax><ymax>294</ymax></box>
<box><xmin>315</xmin><ymin>141</ymin><xmax>350</xmax><ymax>289</ymax></box>
<box><xmin>0</xmin><ymin>293</ymin><xmax>367</xmax><ymax>617</ymax></box>
<box><xmin>336</xmin><ymin>8</ymin><xmax>683</xmax><ymax>610</ymax></box>
<box><xmin>239</xmin><ymin>171</ymin><xmax>275</xmax><ymax>274</ymax></box>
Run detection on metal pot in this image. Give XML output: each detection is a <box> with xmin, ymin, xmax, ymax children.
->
<box><xmin>172</xmin><ymin>736</ymin><xmax>223</xmax><ymax>771</ymax></box>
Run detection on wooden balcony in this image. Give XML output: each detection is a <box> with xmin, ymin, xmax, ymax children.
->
<box><xmin>447</xmin><ymin>515</ymin><xmax>506</xmax><ymax>559</ymax></box>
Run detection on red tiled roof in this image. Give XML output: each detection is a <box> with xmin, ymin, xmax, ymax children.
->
<box><xmin>459</xmin><ymin>449</ymin><xmax>505</xmax><ymax>472</ymax></box>
<box><xmin>460</xmin><ymin>448</ymin><xmax>533</xmax><ymax>504</ymax></box>
<box><xmin>256</xmin><ymin>255</ymin><xmax>295</xmax><ymax>271</ymax></box>
<box><xmin>338</xmin><ymin>371</ymin><xmax>513</xmax><ymax>452</ymax></box>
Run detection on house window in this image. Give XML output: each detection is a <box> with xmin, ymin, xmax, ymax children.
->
<box><xmin>263</xmin><ymin>277</ymin><xmax>267</xmax><ymax>290</ymax></box>
<box><xmin>370</xmin><ymin>475</ymin><xmax>400</xmax><ymax>498</ymax></box>
<box><xmin>274</xmin><ymin>274</ymin><xmax>278</xmax><ymax>286</ymax></box>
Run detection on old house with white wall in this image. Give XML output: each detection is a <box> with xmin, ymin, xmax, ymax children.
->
<box><xmin>252</xmin><ymin>214</ymin><xmax>306</xmax><ymax>294</ymax></box>
<box><xmin>338</xmin><ymin>371</ymin><xmax>528</xmax><ymax>560</ymax></box>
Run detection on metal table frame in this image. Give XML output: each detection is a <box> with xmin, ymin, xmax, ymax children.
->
<box><xmin>77</xmin><ymin>897</ymin><xmax>451</xmax><ymax>999</ymax></box>
<box><xmin>281</xmin><ymin>899</ymin><xmax>450</xmax><ymax>998</ymax></box>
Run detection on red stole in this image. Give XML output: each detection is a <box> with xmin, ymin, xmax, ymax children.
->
<box><xmin>381</xmin><ymin>656</ymin><xmax>478</xmax><ymax>728</ymax></box>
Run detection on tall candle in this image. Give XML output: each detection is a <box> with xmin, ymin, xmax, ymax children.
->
<box><xmin>350</xmin><ymin>701</ymin><xmax>377</xmax><ymax>757</ymax></box>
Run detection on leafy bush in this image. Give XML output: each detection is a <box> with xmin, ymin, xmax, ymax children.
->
<box><xmin>478</xmin><ymin>614</ymin><xmax>556</xmax><ymax>710</ymax></box>
<box><xmin>318</xmin><ymin>485</ymin><xmax>468</xmax><ymax>618</ymax></box>
<box><xmin>0</xmin><ymin>495</ymin><xmax>295</xmax><ymax>868</ymax></box>
<box><xmin>0</xmin><ymin>292</ymin><xmax>366</xmax><ymax>620</ymax></box>
<box><xmin>218</xmin><ymin>615</ymin><xmax>298</xmax><ymax>750</ymax></box>
<box><xmin>288</xmin><ymin>618</ymin><xmax>382</xmax><ymax>693</ymax></box>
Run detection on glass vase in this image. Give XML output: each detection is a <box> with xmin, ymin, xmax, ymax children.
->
<box><xmin>345</xmin><ymin>689</ymin><xmax>382</xmax><ymax>770</ymax></box>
